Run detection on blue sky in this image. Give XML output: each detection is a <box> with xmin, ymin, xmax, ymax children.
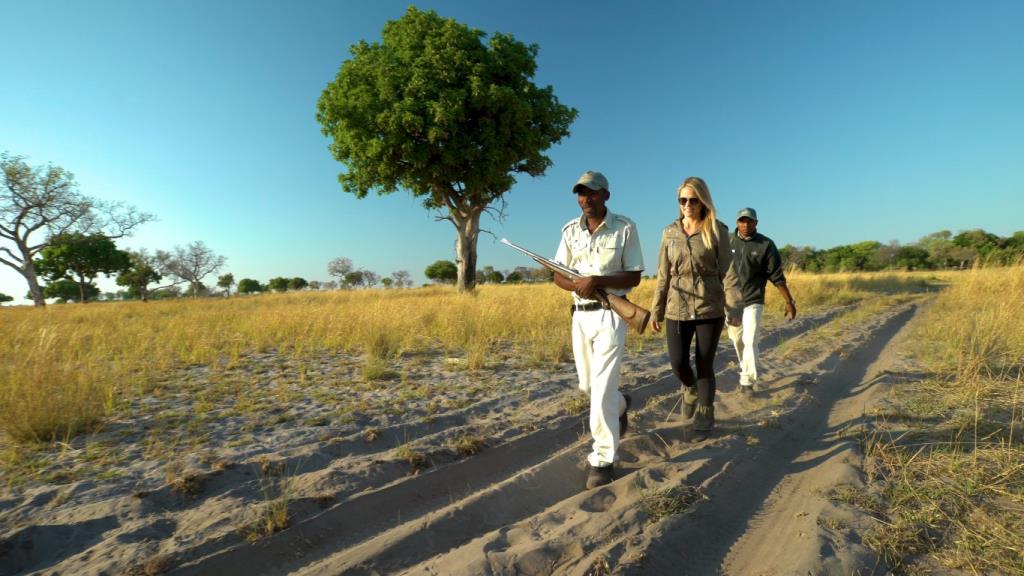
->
<box><xmin>2</xmin><ymin>0</ymin><xmax>1022</xmax><ymax>303</ymax></box>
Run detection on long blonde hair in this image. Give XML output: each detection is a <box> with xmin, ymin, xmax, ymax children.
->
<box><xmin>678</xmin><ymin>176</ymin><xmax>719</xmax><ymax>251</ymax></box>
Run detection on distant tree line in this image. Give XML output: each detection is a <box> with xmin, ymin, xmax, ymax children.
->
<box><xmin>779</xmin><ymin>229</ymin><xmax>1024</xmax><ymax>273</ymax></box>
<box><xmin>423</xmin><ymin>260</ymin><xmax>552</xmax><ymax>285</ymax></box>
<box><xmin>28</xmin><ymin>236</ymin><xmax>229</xmax><ymax>303</ymax></box>
<box><xmin>7</xmin><ymin>152</ymin><xmax>1022</xmax><ymax>306</ymax></box>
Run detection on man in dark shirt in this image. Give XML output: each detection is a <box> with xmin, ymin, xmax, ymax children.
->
<box><xmin>727</xmin><ymin>208</ymin><xmax>797</xmax><ymax>393</ymax></box>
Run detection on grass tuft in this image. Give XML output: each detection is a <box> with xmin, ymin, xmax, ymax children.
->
<box><xmin>640</xmin><ymin>484</ymin><xmax>706</xmax><ymax>521</ymax></box>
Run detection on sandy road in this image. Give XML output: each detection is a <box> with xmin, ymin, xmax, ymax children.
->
<box><xmin>165</xmin><ymin>299</ymin><xmax>921</xmax><ymax>576</ymax></box>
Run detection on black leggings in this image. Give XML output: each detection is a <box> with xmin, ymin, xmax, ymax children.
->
<box><xmin>666</xmin><ymin>317</ymin><xmax>724</xmax><ymax>405</ymax></box>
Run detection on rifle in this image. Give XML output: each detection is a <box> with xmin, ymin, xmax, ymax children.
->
<box><xmin>501</xmin><ymin>238</ymin><xmax>651</xmax><ymax>334</ymax></box>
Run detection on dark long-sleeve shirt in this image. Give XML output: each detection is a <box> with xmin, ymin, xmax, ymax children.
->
<box><xmin>729</xmin><ymin>231</ymin><xmax>786</xmax><ymax>307</ymax></box>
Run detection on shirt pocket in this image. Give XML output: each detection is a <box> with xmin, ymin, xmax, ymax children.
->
<box><xmin>568</xmin><ymin>238</ymin><xmax>589</xmax><ymax>269</ymax></box>
<box><xmin>595</xmin><ymin>234</ymin><xmax>620</xmax><ymax>269</ymax></box>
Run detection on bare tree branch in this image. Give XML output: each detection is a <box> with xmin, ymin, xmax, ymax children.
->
<box><xmin>2</xmin><ymin>152</ymin><xmax>154</xmax><ymax>305</ymax></box>
<box><xmin>0</xmin><ymin>245</ymin><xmax>21</xmax><ymax>262</ymax></box>
<box><xmin>0</xmin><ymin>254</ymin><xmax>21</xmax><ymax>269</ymax></box>
<box><xmin>157</xmin><ymin>242</ymin><xmax>226</xmax><ymax>297</ymax></box>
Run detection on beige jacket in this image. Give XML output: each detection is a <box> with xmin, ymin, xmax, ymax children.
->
<box><xmin>650</xmin><ymin>219</ymin><xmax>742</xmax><ymax>322</ymax></box>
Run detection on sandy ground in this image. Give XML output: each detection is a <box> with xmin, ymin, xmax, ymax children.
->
<box><xmin>0</xmin><ymin>297</ymin><xmax>927</xmax><ymax>575</ymax></box>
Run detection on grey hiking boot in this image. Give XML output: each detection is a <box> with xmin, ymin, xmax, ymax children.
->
<box><xmin>682</xmin><ymin>386</ymin><xmax>698</xmax><ymax>419</ymax></box>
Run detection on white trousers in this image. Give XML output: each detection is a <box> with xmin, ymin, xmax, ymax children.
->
<box><xmin>727</xmin><ymin>303</ymin><xmax>764</xmax><ymax>387</ymax></box>
<box><xmin>572</xmin><ymin>308</ymin><xmax>629</xmax><ymax>468</ymax></box>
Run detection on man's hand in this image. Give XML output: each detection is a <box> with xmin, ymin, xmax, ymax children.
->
<box><xmin>651</xmin><ymin>318</ymin><xmax>662</xmax><ymax>333</ymax></box>
<box><xmin>727</xmin><ymin>315</ymin><xmax>741</xmax><ymax>327</ymax></box>
<box><xmin>785</xmin><ymin>301</ymin><xmax>797</xmax><ymax>321</ymax></box>
<box><xmin>573</xmin><ymin>276</ymin><xmax>599</xmax><ymax>300</ymax></box>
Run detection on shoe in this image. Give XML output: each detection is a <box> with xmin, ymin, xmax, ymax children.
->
<box><xmin>619</xmin><ymin>393</ymin><xmax>632</xmax><ymax>436</ymax></box>
<box><xmin>690</xmin><ymin>404</ymin><xmax>715</xmax><ymax>443</ymax></box>
<box><xmin>693</xmin><ymin>404</ymin><xmax>715</xmax><ymax>432</ymax></box>
<box><xmin>682</xmin><ymin>386</ymin><xmax>698</xmax><ymax>419</ymax></box>
<box><xmin>585</xmin><ymin>464</ymin><xmax>615</xmax><ymax>489</ymax></box>
<box><xmin>740</xmin><ymin>384</ymin><xmax>754</xmax><ymax>396</ymax></box>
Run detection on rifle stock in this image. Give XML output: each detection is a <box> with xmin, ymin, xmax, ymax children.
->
<box><xmin>501</xmin><ymin>238</ymin><xmax>651</xmax><ymax>335</ymax></box>
<box><xmin>601</xmin><ymin>291</ymin><xmax>651</xmax><ymax>334</ymax></box>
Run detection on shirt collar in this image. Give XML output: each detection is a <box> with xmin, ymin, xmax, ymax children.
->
<box><xmin>578</xmin><ymin>209</ymin><xmax>616</xmax><ymax>233</ymax></box>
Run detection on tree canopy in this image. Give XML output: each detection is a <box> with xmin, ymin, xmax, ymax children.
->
<box><xmin>116</xmin><ymin>250</ymin><xmax>162</xmax><ymax>302</ymax></box>
<box><xmin>425</xmin><ymin>260</ymin><xmax>458</xmax><ymax>284</ymax></box>
<box><xmin>237</xmin><ymin>278</ymin><xmax>263</xmax><ymax>294</ymax></box>
<box><xmin>35</xmin><ymin>233</ymin><xmax>130</xmax><ymax>303</ymax></box>
<box><xmin>217</xmin><ymin>273</ymin><xmax>235</xmax><ymax>295</ymax></box>
<box><xmin>317</xmin><ymin>7</ymin><xmax>576</xmax><ymax>292</ymax></box>
<box><xmin>42</xmin><ymin>278</ymin><xmax>100</xmax><ymax>303</ymax></box>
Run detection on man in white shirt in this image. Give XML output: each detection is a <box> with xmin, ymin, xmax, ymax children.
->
<box><xmin>554</xmin><ymin>170</ymin><xmax>644</xmax><ymax>489</ymax></box>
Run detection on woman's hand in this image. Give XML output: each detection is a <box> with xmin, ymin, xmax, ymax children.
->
<box><xmin>651</xmin><ymin>318</ymin><xmax>662</xmax><ymax>332</ymax></box>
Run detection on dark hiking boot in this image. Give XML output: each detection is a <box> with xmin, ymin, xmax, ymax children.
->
<box><xmin>690</xmin><ymin>404</ymin><xmax>715</xmax><ymax>442</ymax></box>
<box><xmin>620</xmin><ymin>393</ymin><xmax>632</xmax><ymax>436</ymax></box>
<box><xmin>682</xmin><ymin>386</ymin><xmax>698</xmax><ymax>419</ymax></box>
<box><xmin>585</xmin><ymin>464</ymin><xmax>615</xmax><ymax>489</ymax></box>
<box><xmin>740</xmin><ymin>384</ymin><xmax>754</xmax><ymax>396</ymax></box>
<box><xmin>693</xmin><ymin>404</ymin><xmax>715</xmax><ymax>430</ymax></box>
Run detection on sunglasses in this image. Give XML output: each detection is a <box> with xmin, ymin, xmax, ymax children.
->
<box><xmin>678</xmin><ymin>197</ymin><xmax>702</xmax><ymax>206</ymax></box>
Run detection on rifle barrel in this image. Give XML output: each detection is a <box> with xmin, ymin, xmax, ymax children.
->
<box><xmin>500</xmin><ymin>238</ymin><xmax>579</xmax><ymax>279</ymax></box>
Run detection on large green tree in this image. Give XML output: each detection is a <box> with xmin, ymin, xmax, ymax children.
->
<box><xmin>317</xmin><ymin>7</ymin><xmax>577</xmax><ymax>292</ymax></box>
<box><xmin>35</xmin><ymin>233</ymin><xmax>131</xmax><ymax>303</ymax></box>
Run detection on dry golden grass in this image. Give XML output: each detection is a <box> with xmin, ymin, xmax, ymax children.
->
<box><xmin>0</xmin><ymin>271</ymin><xmax>944</xmax><ymax>446</ymax></box>
<box><xmin>861</xmin><ymin>265</ymin><xmax>1024</xmax><ymax>574</ymax></box>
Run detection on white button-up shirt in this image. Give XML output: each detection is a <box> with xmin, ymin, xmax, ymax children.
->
<box><xmin>554</xmin><ymin>210</ymin><xmax>644</xmax><ymax>304</ymax></box>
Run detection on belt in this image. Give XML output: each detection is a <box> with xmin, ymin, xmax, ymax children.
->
<box><xmin>571</xmin><ymin>302</ymin><xmax>604</xmax><ymax>313</ymax></box>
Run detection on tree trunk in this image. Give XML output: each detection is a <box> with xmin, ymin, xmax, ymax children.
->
<box><xmin>25</xmin><ymin>263</ymin><xmax>46</xmax><ymax>307</ymax></box>
<box><xmin>451</xmin><ymin>208</ymin><xmax>482</xmax><ymax>293</ymax></box>
<box><xmin>2</xmin><ymin>239</ymin><xmax>46</xmax><ymax>306</ymax></box>
<box><xmin>77</xmin><ymin>273</ymin><xmax>89</xmax><ymax>303</ymax></box>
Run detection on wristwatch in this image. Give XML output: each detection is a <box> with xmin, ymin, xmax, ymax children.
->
<box><xmin>787</xmin><ymin>299</ymin><xmax>796</xmax><ymax>306</ymax></box>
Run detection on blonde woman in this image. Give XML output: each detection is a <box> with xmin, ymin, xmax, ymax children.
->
<box><xmin>650</xmin><ymin>177</ymin><xmax>742</xmax><ymax>441</ymax></box>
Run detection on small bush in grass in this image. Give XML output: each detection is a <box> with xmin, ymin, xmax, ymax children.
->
<box><xmin>245</xmin><ymin>467</ymin><xmax>292</xmax><ymax>542</ymax></box>
<box><xmin>640</xmin><ymin>485</ymin><xmax>706</xmax><ymax>521</ymax></box>
<box><xmin>448</xmin><ymin>433</ymin><xmax>484</xmax><ymax>456</ymax></box>
<box><xmin>395</xmin><ymin>443</ymin><xmax>428</xmax><ymax>469</ymax></box>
